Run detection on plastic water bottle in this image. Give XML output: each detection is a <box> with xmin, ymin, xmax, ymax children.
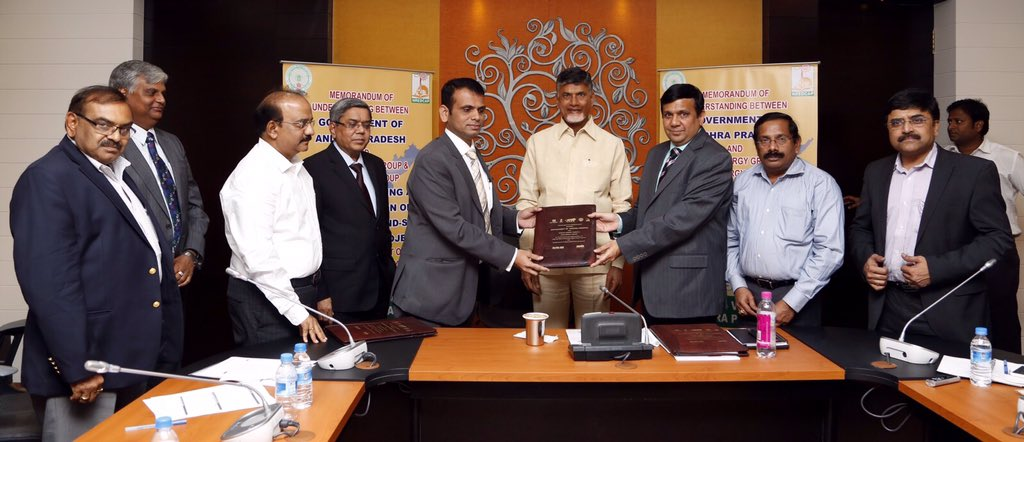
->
<box><xmin>275</xmin><ymin>352</ymin><xmax>298</xmax><ymax>419</ymax></box>
<box><xmin>293</xmin><ymin>343</ymin><xmax>313</xmax><ymax>409</ymax></box>
<box><xmin>151</xmin><ymin>416</ymin><xmax>179</xmax><ymax>442</ymax></box>
<box><xmin>756</xmin><ymin>291</ymin><xmax>777</xmax><ymax>359</ymax></box>
<box><xmin>969</xmin><ymin>327</ymin><xmax>993</xmax><ymax>387</ymax></box>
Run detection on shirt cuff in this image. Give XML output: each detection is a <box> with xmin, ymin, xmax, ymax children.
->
<box><xmin>614</xmin><ymin>215</ymin><xmax>623</xmax><ymax>236</ymax></box>
<box><xmin>781</xmin><ymin>288</ymin><xmax>809</xmax><ymax>313</ymax></box>
<box><xmin>728</xmin><ymin>274</ymin><xmax>748</xmax><ymax>293</ymax></box>
<box><xmin>283</xmin><ymin>303</ymin><xmax>310</xmax><ymax>326</ymax></box>
<box><xmin>505</xmin><ymin>249</ymin><xmax>517</xmax><ymax>272</ymax></box>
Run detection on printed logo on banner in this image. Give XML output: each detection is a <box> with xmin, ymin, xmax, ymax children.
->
<box><xmin>791</xmin><ymin>65</ymin><xmax>815</xmax><ymax>96</ymax></box>
<box><xmin>661</xmin><ymin>71</ymin><xmax>686</xmax><ymax>92</ymax></box>
<box><xmin>285</xmin><ymin>65</ymin><xmax>314</xmax><ymax>93</ymax></box>
<box><xmin>412</xmin><ymin>73</ymin><xmax>431</xmax><ymax>103</ymax></box>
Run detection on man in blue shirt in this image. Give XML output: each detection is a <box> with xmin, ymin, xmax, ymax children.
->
<box><xmin>726</xmin><ymin>112</ymin><xmax>845</xmax><ymax>327</ymax></box>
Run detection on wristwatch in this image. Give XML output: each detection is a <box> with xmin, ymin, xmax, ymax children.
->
<box><xmin>183</xmin><ymin>249</ymin><xmax>203</xmax><ymax>269</ymax></box>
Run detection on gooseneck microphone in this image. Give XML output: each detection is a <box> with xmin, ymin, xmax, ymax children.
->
<box><xmin>600</xmin><ymin>286</ymin><xmax>652</xmax><ymax>344</ymax></box>
<box><xmin>84</xmin><ymin>360</ymin><xmax>297</xmax><ymax>442</ymax></box>
<box><xmin>879</xmin><ymin>258</ymin><xmax>997</xmax><ymax>365</ymax></box>
<box><xmin>225</xmin><ymin>268</ymin><xmax>371</xmax><ymax>370</ymax></box>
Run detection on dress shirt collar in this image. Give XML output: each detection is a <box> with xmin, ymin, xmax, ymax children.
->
<box><xmin>256</xmin><ymin>137</ymin><xmax>304</xmax><ymax>174</ymax></box>
<box><xmin>752</xmin><ymin>156</ymin><xmax>810</xmax><ymax>182</ymax></box>
<box><xmin>555</xmin><ymin>118</ymin><xmax>600</xmax><ymax>142</ymax></box>
<box><xmin>894</xmin><ymin>143</ymin><xmax>938</xmax><ymax>174</ymax></box>
<box><xmin>71</xmin><ymin>137</ymin><xmax>131</xmax><ymax>178</ymax></box>
<box><xmin>445</xmin><ymin>128</ymin><xmax>477</xmax><ymax>159</ymax></box>
<box><xmin>332</xmin><ymin>141</ymin><xmax>363</xmax><ymax>166</ymax></box>
<box><xmin>130</xmin><ymin>123</ymin><xmax>154</xmax><ymax>149</ymax></box>
<box><xmin>948</xmin><ymin>138</ymin><xmax>993</xmax><ymax>157</ymax></box>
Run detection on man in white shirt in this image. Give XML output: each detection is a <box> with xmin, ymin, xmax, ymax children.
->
<box><xmin>221</xmin><ymin>90</ymin><xmax>326</xmax><ymax>346</ymax></box>
<box><xmin>946</xmin><ymin>98</ymin><xmax>1024</xmax><ymax>353</ymax></box>
<box><xmin>516</xmin><ymin>67</ymin><xmax>632</xmax><ymax>329</ymax></box>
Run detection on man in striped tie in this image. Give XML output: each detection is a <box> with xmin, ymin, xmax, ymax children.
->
<box><xmin>590</xmin><ymin>84</ymin><xmax>734</xmax><ymax>325</ymax></box>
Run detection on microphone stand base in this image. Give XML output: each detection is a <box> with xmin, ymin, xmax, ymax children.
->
<box><xmin>878</xmin><ymin>337</ymin><xmax>941</xmax><ymax>365</ymax></box>
<box><xmin>317</xmin><ymin>341</ymin><xmax>369</xmax><ymax>370</ymax></box>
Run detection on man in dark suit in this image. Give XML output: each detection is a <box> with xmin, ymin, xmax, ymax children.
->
<box><xmin>109</xmin><ymin>60</ymin><xmax>209</xmax><ymax>287</ymax></box>
<box><xmin>305</xmin><ymin>98</ymin><xmax>394</xmax><ymax>323</ymax></box>
<box><xmin>10</xmin><ymin>86</ymin><xmax>183</xmax><ymax>440</ymax></box>
<box><xmin>591</xmin><ymin>84</ymin><xmax>733</xmax><ymax>323</ymax></box>
<box><xmin>850</xmin><ymin>88</ymin><xmax>1011</xmax><ymax>344</ymax></box>
<box><xmin>391</xmin><ymin>78</ymin><xmax>548</xmax><ymax>327</ymax></box>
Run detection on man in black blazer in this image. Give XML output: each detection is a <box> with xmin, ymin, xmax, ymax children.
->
<box><xmin>10</xmin><ymin>86</ymin><xmax>183</xmax><ymax>440</ymax></box>
<box><xmin>391</xmin><ymin>78</ymin><xmax>548</xmax><ymax>326</ymax></box>
<box><xmin>850</xmin><ymin>88</ymin><xmax>1011</xmax><ymax>344</ymax></box>
<box><xmin>110</xmin><ymin>60</ymin><xmax>209</xmax><ymax>287</ymax></box>
<box><xmin>591</xmin><ymin>84</ymin><xmax>733</xmax><ymax>323</ymax></box>
<box><xmin>305</xmin><ymin>98</ymin><xmax>394</xmax><ymax>322</ymax></box>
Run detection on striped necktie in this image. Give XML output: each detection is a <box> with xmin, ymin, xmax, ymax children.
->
<box><xmin>465</xmin><ymin>150</ymin><xmax>491</xmax><ymax>234</ymax></box>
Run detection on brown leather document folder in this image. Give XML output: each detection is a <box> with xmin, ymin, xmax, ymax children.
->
<box><xmin>532</xmin><ymin>204</ymin><xmax>597</xmax><ymax>268</ymax></box>
<box><xmin>650</xmin><ymin>323</ymin><xmax>749</xmax><ymax>356</ymax></box>
<box><xmin>326</xmin><ymin>317</ymin><xmax>437</xmax><ymax>344</ymax></box>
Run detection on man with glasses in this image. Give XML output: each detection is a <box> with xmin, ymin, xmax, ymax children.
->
<box><xmin>726</xmin><ymin>112</ymin><xmax>844</xmax><ymax>327</ymax></box>
<box><xmin>221</xmin><ymin>90</ymin><xmax>327</xmax><ymax>346</ymax></box>
<box><xmin>10</xmin><ymin>86</ymin><xmax>183</xmax><ymax>440</ymax></box>
<box><xmin>305</xmin><ymin>98</ymin><xmax>395</xmax><ymax>323</ymax></box>
<box><xmin>110</xmin><ymin>60</ymin><xmax>209</xmax><ymax>290</ymax></box>
<box><xmin>850</xmin><ymin>88</ymin><xmax>1011</xmax><ymax>344</ymax></box>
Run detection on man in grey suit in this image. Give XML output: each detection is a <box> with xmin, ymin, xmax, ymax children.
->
<box><xmin>591</xmin><ymin>84</ymin><xmax>733</xmax><ymax>324</ymax></box>
<box><xmin>110</xmin><ymin>60</ymin><xmax>208</xmax><ymax>287</ymax></box>
<box><xmin>391</xmin><ymin>78</ymin><xmax>548</xmax><ymax>327</ymax></box>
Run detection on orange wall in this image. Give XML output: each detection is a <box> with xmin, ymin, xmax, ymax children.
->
<box><xmin>657</xmin><ymin>0</ymin><xmax>762</xmax><ymax>70</ymax></box>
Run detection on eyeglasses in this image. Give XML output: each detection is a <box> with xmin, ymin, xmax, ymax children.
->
<box><xmin>755</xmin><ymin>135</ymin><xmax>792</xmax><ymax>147</ymax></box>
<box><xmin>75</xmin><ymin>113</ymin><xmax>134</xmax><ymax>137</ymax></box>
<box><xmin>277</xmin><ymin>119</ymin><xmax>315</xmax><ymax>130</ymax></box>
<box><xmin>332</xmin><ymin>120</ymin><xmax>373</xmax><ymax>131</ymax></box>
<box><xmin>888</xmin><ymin>115</ymin><xmax>932</xmax><ymax>129</ymax></box>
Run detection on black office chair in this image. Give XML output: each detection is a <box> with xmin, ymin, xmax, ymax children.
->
<box><xmin>0</xmin><ymin>320</ymin><xmax>42</xmax><ymax>442</ymax></box>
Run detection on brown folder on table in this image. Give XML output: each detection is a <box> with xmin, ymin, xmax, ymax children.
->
<box><xmin>650</xmin><ymin>323</ymin><xmax>749</xmax><ymax>356</ymax></box>
<box><xmin>326</xmin><ymin>317</ymin><xmax>437</xmax><ymax>344</ymax></box>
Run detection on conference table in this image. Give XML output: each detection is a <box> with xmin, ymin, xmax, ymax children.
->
<box><xmin>76</xmin><ymin>323</ymin><xmax>1024</xmax><ymax>441</ymax></box>
<box><xmin>77</xmin><ymin>379</ymin><xmax>364</xmax><ymax>442</ymax></box>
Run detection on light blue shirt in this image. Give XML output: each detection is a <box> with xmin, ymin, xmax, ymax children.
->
<box><xmin>726</xmin><ymin>157</ymin><xmax>845</xmax><ymax>311</ymax></box>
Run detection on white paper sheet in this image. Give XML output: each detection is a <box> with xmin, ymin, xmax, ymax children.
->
<box><xmin>142</xmin><ymin>384</ymin><xmax>272</xmax><ymax>420</ymax></box>
<box><xmin>512</xmin><ymin>330</ymin><xmax>559</xmax><ymax>343</ymax></box>
<box><xmin>937</xmin><ymin>356</ymin><xmax>1024</xmax><ymax>387</ymax></box>
<box><xmin>191</xmin><ymin>356</ymin><xmax>281</xmax><ymax>387</ymax></box>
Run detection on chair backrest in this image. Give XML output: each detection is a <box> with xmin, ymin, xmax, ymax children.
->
<box><xmin>0</xmin><ymin>320</ymin><xmax>27</xmax><ymax>368</ymax></box>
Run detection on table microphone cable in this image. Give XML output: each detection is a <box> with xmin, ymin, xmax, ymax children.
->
<box><xmin>860</xmin><ymin>387</ymin><xmax>911</xmax><ymax>432</ymax></box>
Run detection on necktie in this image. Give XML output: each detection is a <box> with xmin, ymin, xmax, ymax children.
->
<box><xmin>466</xmin><ymin>150</ymin><xmax>491</xmax><ymax>234</ymax></box>
<box><xmin>145</xmin><ymin>132</ymin><xmax>182</xmax><ymax>249</ymax></box>
<box><xmin>656</xmin><ymin>146</ymin><xmax>682</xmax><ymax>191</ymax></box>
<box><xmin>350</xmin><ymin>162</ymin><xmax>374</xmax><ymax>214</ymax></box>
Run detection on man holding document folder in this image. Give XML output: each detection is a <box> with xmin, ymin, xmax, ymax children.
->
<box><xmin>516</xmin><ymin>67</ymin><xmax>632</xmax><ymax>329</ymax></box>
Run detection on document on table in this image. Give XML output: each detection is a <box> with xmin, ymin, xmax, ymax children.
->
<box><xmin>937</xmin><ymin>356</ymin><xmax>1024</xmax><ymax>387</ymax></box>
<box><xmin>142</xmin><ymin>384</ymin><xmax>273</xmax><ymax>420</ymax></box>
<box><xmin>564</xmin><ymin>329</ymin><xmax>661</xmax><ymax>347</ymax></box>
<box><xmin>191</xmin><ymin>356</ymin><xmax>280</xmax><ymax>386</ymax></box>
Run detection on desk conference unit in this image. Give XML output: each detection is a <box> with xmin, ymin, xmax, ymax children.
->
<box><xmin>78</xmin><ymin>326</ymin><xmax>1023</xmax><ymax>442</ymax></box>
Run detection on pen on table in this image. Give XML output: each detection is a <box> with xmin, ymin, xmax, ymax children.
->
<box><xmin>1005</xmin><ymin>359</ymin><xmax>1010</xmax><ymax>375</ymax></box>
<box><xmin>124</xmin><ymin>419</ymin><xmax>187</xmax><ymax>432</ymax></box>
<box><xmin>212</xmin><ymin>391</ymin><xmax>223</xmax><ymax>410</ymax></box>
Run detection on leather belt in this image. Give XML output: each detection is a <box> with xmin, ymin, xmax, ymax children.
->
<box><xmin>290</xmin><ymin>271</ymin><xmax>321</xmax><ymax>288</ymax></box>
<box><xmin>887</xmin><ymin>280</ymin><xmax>919</xmax><ymax>292</ymax></box>
<box><xmin>747</xmin><ymin>277</ymin><xmax>796</xmax><ymax>290</ymax></box>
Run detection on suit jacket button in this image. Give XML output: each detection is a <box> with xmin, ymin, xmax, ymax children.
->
<box><xmin>149</xmin><ymin>268</ymin><xmax>157</xmax><ymax>275</ymax></box>
<box><xmin>152</xmin><ymin>301</ymin><xmax>161</xmax><ymax>308</ymax></box>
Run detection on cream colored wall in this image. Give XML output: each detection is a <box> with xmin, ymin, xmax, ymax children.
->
<box><xmin>657</xmin><ymin>0</ymin><xmax>762</xmax><ymax>69</ymax></box>
<box><xmin>0</xmin><ymin>0</ymin><xmax>144</xmax><ymax>380</ymax></box>
<box><xmin>935</xmin><ymin>0</ymin><xmax>1024</xmax><ymax>351</ymax></box>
